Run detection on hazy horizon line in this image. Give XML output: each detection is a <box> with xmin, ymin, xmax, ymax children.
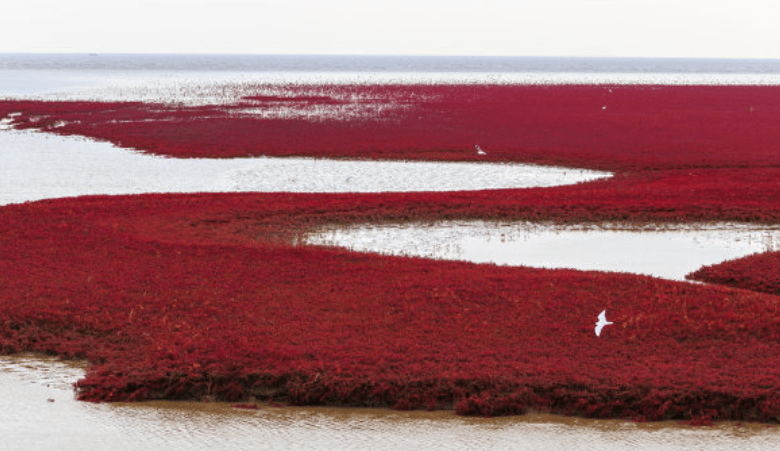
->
<box><xmin>2</xmin><ymin>52</ymin><xmax>780</xmax><ymax>62</ymax></box>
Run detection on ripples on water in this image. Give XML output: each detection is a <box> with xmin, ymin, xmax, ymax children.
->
<box><xmin>2</xmin><ymin>355</ymin><xmax>779</xmax><ymax>451</ymax></box>
<box><xmin>305</xmin><ymin>221</ymin><xmax>780</xmax><ymax>281</ymax></box>
<box><xmin>0</xmin><ymin>126</ymin><xmax>611</xmax><ymax>206</ymax></box>
<box><xmin>2</xmin><ymin>54</ymin><xmax>780</xmax><ymax>103</ymax></box>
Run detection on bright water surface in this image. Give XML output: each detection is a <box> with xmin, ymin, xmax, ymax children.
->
<box><xmin>3</xmin><ymin>54</ymin><xmax>780</xmax><ymax>449</ymax></box>
<box><xmin>305</xmin><ymin>221</ymin><xmax>780</xmax><ymax>281</ymax></box>
<box><xmin>3</xmin><ymin>54</ymin><xmax>780</xmax><ymax>102</ymax></box>
<box><xmin>0</xmin><ymin>125</ymin><xmax>610</xmax><ymax>204</ymax></box>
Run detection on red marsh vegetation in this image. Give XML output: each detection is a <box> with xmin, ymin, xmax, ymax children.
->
<box><xmin>4</xmin><ymin>84</ymin><xmax>780</xmax><ymax>170</ymax></box>
<box><xmin>2</xmin><ymin>84</ymin><xmax>780</xmax><ymax>423</ymax></box>
<box><xmin>689</xmin><ymin>251</ymin><xmax>780</xmax><ymax>296</ymax></box>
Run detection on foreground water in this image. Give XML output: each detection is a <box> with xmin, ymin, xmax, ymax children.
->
<box><xmin>3</xmin><ymin>355</ymin><xmax>779</xmax><ymax>451</ymax></box>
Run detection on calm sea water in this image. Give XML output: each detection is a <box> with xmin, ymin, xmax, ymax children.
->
<box><xmin>2</xmin><ymin>54</ymin><xmax>780</xmax><ymax>99</ymax></box>
<box><xmin>3</xmin><ymin>53</ymin><xmax>780</xmax><ymax>74</ymax></box>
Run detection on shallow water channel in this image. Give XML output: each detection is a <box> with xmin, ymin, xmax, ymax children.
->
<box><xmin>0</xmin><ymin>124</ymin><xmax>610</xmax><ymax>204</ymax></box>
<box><xmin>3</xmin><ymin>124</ymin><xmax>780</xmax><ymax>448</ymax></box>
<box><xmin>305</xmin><ymin>221</ymin><xmax>780</xmax><ymax>281</ymax></box>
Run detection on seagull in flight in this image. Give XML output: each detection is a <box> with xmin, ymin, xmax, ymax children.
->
<box><xmin>475</xmin><ymin>145</ymin><xmax>487</xmax><ymax>155</ymax></box>
<box><xmin>595</xmin><ymin>310</ymin><xmax>614</xmax><ymax>337</ymax></box>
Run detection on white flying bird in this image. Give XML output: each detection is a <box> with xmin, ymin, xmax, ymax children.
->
<box><xmin>475</xmin><ymin>145</ymin><xmax>487</xmax><ymax>155</ymax></box>
<box><xmin>595</xmin><ymin>310</ymin><xmax>614</xmax><ymax>337</ymax></box>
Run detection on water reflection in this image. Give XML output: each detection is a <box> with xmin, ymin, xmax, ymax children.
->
<box><xmin>5</xmin><ymin>65</ymin><xmax>780</xmax><ymax>107</ymax></box>
<box><xmin>0</xmin><ymin>127</ymin><xmax>610</xmax><ymax>206</ymax></box>
<box><xmin>2</xmin><ymin>355</ymin><xmax>778</xmax><ymax>451</ymax></box>
<box><xmin>305</xmin><ymin>221</ymin><xmax>780</xmax><ymax>281</ymax></box>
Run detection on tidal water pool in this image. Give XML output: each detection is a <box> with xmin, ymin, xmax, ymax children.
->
<box><xmin>305</xmin><ymin>221</ymin><xmax>780</xmax><ymax>281</ymax></box>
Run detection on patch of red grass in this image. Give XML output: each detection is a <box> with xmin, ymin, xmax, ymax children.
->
<box><xmin>2</xmin><ymin>191</ymin><xmax>780</xmax><ymax>423</ymax></box>
<box><xmin>688</xmin><ymin>251</ymin><xmax>780</xmax><ymax>295</ymax></box>
<box><xmin>3</xmin><ymin>84</ymin><xmax>780</xmax><ymax>170</ymax></box>
<box><xmin>3</xmin><ymin>85</ymin><xmax>780</xmax><ymax>422</ymax></box>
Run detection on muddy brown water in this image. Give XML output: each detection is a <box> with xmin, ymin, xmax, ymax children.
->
<box><xmin>2</xmin><ymin>354</ymin><xmax>779</xmax><ymax>451</ymax></box>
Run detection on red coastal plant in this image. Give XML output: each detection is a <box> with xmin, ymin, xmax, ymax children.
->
<box><xmin>3</xmin><ymin>84</ymin><xmax>780</xmax><ymax>171</ymax></box>
<box><xmin>688</xmin><ymin>251</ymin><xmax>780</xmax><ymax>295</ymax></box>
<box><xmin>2</xmin><ymin>193</ymin><xmax>780</xmax><ymax>423</ymax></box>
<box><xmin>2</xmin><ymin>84</ymin><xmax>780</xmax><ymax>422</ymax></box>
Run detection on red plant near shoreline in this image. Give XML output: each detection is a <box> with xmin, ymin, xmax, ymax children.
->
<box><xmin>688</xmin><ymin>251</ymin><xmax>780</xmax><ymax>295</ymax></box>
<box><xmin>3</xmin><ymin>84</ymin><xmax>780</xmax><ymax>422</ymax></box>
<box><xmin>3</xmin><ymin>84</ymin><xmax>780</xmax><ymax>170</ymax></box>
<box><xmin>3</xmin><ymin>192</ymin><xmax>780</xmax><ymax>423</ymax></box>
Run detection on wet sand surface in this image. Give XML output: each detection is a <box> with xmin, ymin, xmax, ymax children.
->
<box><xmin>2</xmin><ymin>354</ymin><xmax>779</xmax><ymax>451</ymax></box>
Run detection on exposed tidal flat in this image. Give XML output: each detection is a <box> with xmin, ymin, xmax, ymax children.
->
<box><xmin>4</xmin><ymin>57</ymin><xmax>780</xmax><ymax>449</ymax></box>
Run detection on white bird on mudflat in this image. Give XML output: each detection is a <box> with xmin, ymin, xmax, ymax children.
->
<box><xmin>595</xmin><ymin>310</ymin><xmax>614</xmax><ymax>337</ymax></box>
<box><xmin>475</xmin><ymin>145</ymin><xmax>487</xmax><ymax>155</ymax></box>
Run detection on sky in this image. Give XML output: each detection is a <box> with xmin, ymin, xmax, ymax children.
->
<box><xmin>1</xmin><ymin>0</ymin><xmax>779</xmax><ymax>58</ymax></box>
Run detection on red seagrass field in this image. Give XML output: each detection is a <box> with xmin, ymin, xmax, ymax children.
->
<box><xmin>3</xmin><ymin>84</ymin><xmax>780</xmax><ymax>423</ymax></box>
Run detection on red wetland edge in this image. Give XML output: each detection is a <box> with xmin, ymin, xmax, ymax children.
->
<box><xmin>3</xmin><ymin>84</ymin><xmax>780</xmax><ymax>424</ymax></box>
